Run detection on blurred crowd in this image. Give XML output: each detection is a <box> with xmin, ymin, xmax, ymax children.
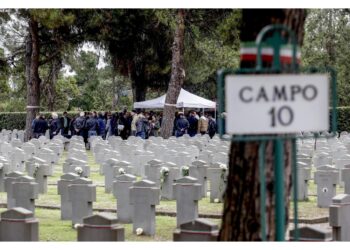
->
<box><xmin>31</xmin><ymin>109</ymin><xmax>217</xmax><ymax>142</ymax></box>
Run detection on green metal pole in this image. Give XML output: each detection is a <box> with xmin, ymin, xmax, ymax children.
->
<box><xmin>217</xmin><ymin>70</ymin><xmax>225</xmax><ymax>137</ymax></box>
<box><xmin>259</xmin><ymin>141</ymin><xmax>267</xmax><ymax>241</ymax></box>
<box><xmin>274</xmin><ymin>139</ymin><xmax>285</xmax><ymax>241</ymax></box>
<box><xmin>292</xmin><ymin>138</ymin><xmax>299</xmax><ymax>241</ymax></box>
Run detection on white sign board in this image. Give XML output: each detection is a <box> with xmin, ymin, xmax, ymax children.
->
<box><xmin>225</xmin><ymin>74</ymin><xmax>329</xmax><ymax>134</ymax></box>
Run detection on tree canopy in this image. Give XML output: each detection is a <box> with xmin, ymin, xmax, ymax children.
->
<box><xmin>0</xmin><ymin>9</ymin><xmax>349</xmax><ymax>113</ymax></box>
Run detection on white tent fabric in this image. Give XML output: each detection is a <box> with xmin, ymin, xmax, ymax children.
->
<box><xmin>133</xmin><ymin>88</ymin><xmax>216</xmax><ymax>109</ymax></box>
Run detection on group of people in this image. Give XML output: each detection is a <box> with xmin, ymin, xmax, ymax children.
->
<box><xmin>173</xmin><ymin>111</ymin><xmax>216</xmax><ymax>139</ymax></box>
<box><xmin>31</xmin><ymin>109</ymin><xmax>217</xmax><ymax>142</ymax></box>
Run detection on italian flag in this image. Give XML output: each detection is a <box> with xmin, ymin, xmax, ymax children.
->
<box><xmin>240</xmin><ymin>42</ymin><xmax>301</xmax><ymax>64</ymax></box>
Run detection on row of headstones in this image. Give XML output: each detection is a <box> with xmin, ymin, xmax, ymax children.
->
<box><xmin>0</xmin><ymin>129</ymin><xmax>25</xmax><ymax>143</ymax></box>
<box><xmin>1</xmin><ymin>166</ymin><xmax>220</xmax><ymax>237</ymax></box>
<box><xmin>0</xmin><ymin>156</ymin><xmax>57</xmax><ymax>196</ymax></box>
<box><xmin>100</xmin><ymin>158</ymin><xmax>227</xmax><ymax>203</ymax></box>
<box><xmin>296</xmin><ymin>133</ymin><xmax>350</xmax><ymax>207</ymax></box>
<box><xmin>306</xmin><ymin>191</ymin><xmax>350</xmax><ymax>241</ymax></box>
<box><xmin>91</xmin><ymin>135</ymin><xmax>229</xmax><ymax>169</ymax></box>
<box><xmin>0</xmin><ymin>207</ymin><xmax>218</xmax><ymax>241</ymax></box>
<box><xmin>296</xmin><ymin>161</ymin><xmax>350</xmax><ymax>208</ymax></box>
<box><xmin>58</xmin><ymin>172</ymin><xmax>218</xmax><ymax>235</ymax></box>
<box><xmin>0</xmin><ymin>137</ymin><xmax>65</xmax><ymax>173</ymax></box>
<box><xmin>297</xmin><ymin>138</ymin><xmax>350</xmax><ymax>172</ymax></box>
<box><xmin>93</xmin><ymin>143</ymin><xmax>228</xmax><ymax>176</ymax></box>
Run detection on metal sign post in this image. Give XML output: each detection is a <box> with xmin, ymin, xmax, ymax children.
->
<box><xmin>217</xmin><ymin>24</ymin><xmax>337</xmax><ymax>241</ymax></box>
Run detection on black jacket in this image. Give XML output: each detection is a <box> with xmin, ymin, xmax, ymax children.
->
<box><xmin>50</xmin><ymin>118</ymin><xmax>61</xmax><ymax>135</ymax></box>
<box><xmin>33</xmin><ymin>118</ymin><xmax>48</xmax><ymax>134</ymax></box>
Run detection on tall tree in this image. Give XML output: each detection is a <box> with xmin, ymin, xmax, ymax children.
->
<box><xmin>24</xmin><ymin>16</ymin><xmax>40</xmax><ymax>141</ymax></box>
<box><xmin>161</xmin><ymin>9</ymin><xmax>186</xmax><ymax>139</ymax></box>
<box><xmin>218</xmin><ymin>9</ymin><xmax>307</xmax><ymax>241</ymax></box>
<box><xmin>302</xmin><ymin>9</ymin><xmax>350</xmax><ymax>107</ymax></box>
<box><xmin>23</xmin><ymin>10</ymin><xmax>78</xmax><ymax>139</ymax></box>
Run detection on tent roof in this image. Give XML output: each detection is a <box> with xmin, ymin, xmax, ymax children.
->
<box><xmin>133</xmin><ymin>88</ymin><xmax>216</xmax><ymax>109</ymax></box>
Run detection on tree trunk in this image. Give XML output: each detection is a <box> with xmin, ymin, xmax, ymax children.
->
<box><xmin>24</xmin><ymin>17</ymin><xmax>40</xmax><ymax>142</ymax></box>
<box><xmin>131</xmin><ymin>73</ymin><xmax>147</xmax><ymax>102</ymax></box>
<box><xmin>112</xmin><ymin>69</ymin><xmax>118</xmax><ymax>109</ymax></box>
<box><xmin>219</xmin><ymin>9</ymin><xmax>307</xmax><ymax>241</ymax></box>
<box><xmin>47</xmin><ymin>57</ymin><xmax>61</xmax><ymax>111</ymax></box>
<box><xmin>161</xmin><ymin>9</ymin><xmax>186</xmax><ymax>139</ymax></box>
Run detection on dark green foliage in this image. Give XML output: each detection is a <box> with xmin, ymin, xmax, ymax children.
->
<box><xmin>334</xmin><ymin>107</ymin><xmax>350</xmax><ymax>132</ymax></box>
<box><xmin>0</xmin><ymin>112</ymin><xmax>27</xmax><ymax>130</ymax></box>
<box><xmin>0</xmin><ymin>111</ymin><xmax>80</xmax><ymax>130</ymax></box>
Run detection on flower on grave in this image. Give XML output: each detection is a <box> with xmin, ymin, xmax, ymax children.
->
<box><xmin>214</xmin><ymin>198</ymin><xmax>220</xmax><ymax>203</ymax></box>
<box><xmin>160</xmin><ymin>166</ymin><xmax>170</xmax><ymax>188</ymax></box>
<box><xmin>136</xmin><ymin>228</ymin><xmax>143</xmax><ymax>235</ymax></box>
<box><xmin>118</xmin><ymin>168</ymin><xmax>126</xmax><ymax>175</ymax></box>
<box><xmin>220</xmin><ymin>164</ymin><xmax>228</xmax><ymax>172</ymax></box>
<box><xmin>160</xmin><ymin>167</ymin><xmax>169</xmax><ymax>177</ymax></box>
<box><xmin>74</xmin><ymin>166</ymin><xmax>83</xmax><ymax>176</ymax></box>
<box><xmin>181</xmin><ymin>166</ymin><xmax>189</xmax><ymax>177</ymax></box>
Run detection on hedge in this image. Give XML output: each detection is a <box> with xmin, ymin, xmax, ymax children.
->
<box><xmin>1</xmin><ymin>107</ymin><xmax>350</xmax><ymax>132</ymax></box>
<box><xmin>335</xmin><ymin>107</ymin><xmax>350</xmax><ymax>132</ymax></box>
<box><xmin>0</xmin><ymin>111</ymin><xmax>82</xmax><ymax>131</ymax></box>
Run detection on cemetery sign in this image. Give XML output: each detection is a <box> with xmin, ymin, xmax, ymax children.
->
<box><xmin>225</xmin><ymin>74</ymin><xmax>329</xmax><ymax>134</ymax></box>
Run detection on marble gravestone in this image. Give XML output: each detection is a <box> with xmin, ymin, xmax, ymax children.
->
<box><xmin>4</xmin><ymin>171</ymin><xmax>24</xmax><ymax>209</ymax></box>
<box><xmin>329</xmin><ymin>194</ymin><xmax>350</xmax><ymax>241</ymax></box>
<box><xmin>12</xmin><ymin>176</ymin><xmax>39</xmax><ymax>213</ymax></box>
<box><xmin>68</xmin><ymin>178</ymin><xmax>96</xmax><ymax>225</ymax></box>
<box><xmin>297</xmin><ymin>161</ymin><xmax>312</xmax><ymax>201</ymax></box>
<box><xmin>112</xmin><ymin>174</ymin><xmax>136</xmax><ymax>223</ymax></box>
<box><xmin>77</xmin><ymin>213</ymin><xmax>125</xmax><ymax>241</ymax></box>
<box><xmin>0</xmin><ymin>162</ymin><xmax>10</xmax><ymax>192</ymax></box>
<box><xmin>341</xmin><ymin>164</ymin><xmax>350</xmax><ymax>194</ymax></box>
<box><xmin>173</xmin><ymin>176</ymin><xmax>202</xmax><ymax>227</ymax></box>
<box><xmin>27</xmin><ymin>163</ymin><xmax>52</xmax><ymax>194</ymax></box>
<box><xmin>57</xmin><ymin>173</ymin><xmax>80</xmax><ymax>220</ymax></box>
<box><xmin>0</xmin><ymin>207</ymin><xmax>39</xmax><ymax>241</ymax></box>
<box><xmin>189</xmin><ymin>160</ymin><xmax>208</xmax><ymax>198</ymax></box>
<box><xmin>207</xmin><ymin>164</ymin><xmax>227</xmax><ymax>203</ymax></box>
<box><xmin>289</xmin><ymin>225</ymin><xmax>332</xmax><ymax>241</ymax></box>
<box><xmin>314</xmin><ymin>165</ymin><xmax>339</xmax><ymax>208</ymax></box>
<box><xmin>104</xmin><ymin>163</ymin><xmax>124</xmax><ymax>193</ymax></box>
<box><xmin>173</xmin><ymin>218</ymin><xmax>219</xmax><ymax>241</ymax></box>
<box><xmin>129</xmin><ymin>180</ymin><xmax>160</xmax><ymax>236</ymax></box>
<box><xmin>160</xmin><ymin>163</ymin><xmax>180</xmax><ymax>200</ymax></box>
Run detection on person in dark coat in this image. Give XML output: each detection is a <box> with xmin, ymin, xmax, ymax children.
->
<box><xmin>110</xmin><ymin>113</ymin><xmax>119</xmax><ymax>136</ymax></box>
<box><xmin>187</xmin><ymin>111</ymin><xmax>198</xmax><ymax>137</ymax></box>
<box><xmin>175</xmin><ymin>112</ymin><xmax>189</xmax><ymax>138</ymax></box>
<box><xmin>49</xmin><ymin>112</ymin><xmax>61</xmax><ymax>139</ymax></box>
<box><xmin>60</xmin><ymin>111</ymin><xmax>71</xmax><ymax>138</ymax></box>
<box><xmin>97</xmin><ymin>112</ymin><xmax>106</xmax><ymax>139</ymax></box>
<box><xmin>85</xmin><ymin>113</ymin><xmax>99</xmax><ymax>138</ymax></box>
<box><xmin>33</xmin><ymin>115</ymin><xmax>48</xmax><ymax>139</ymax></box>
<box><xmin>135</xmin><ymin>112</ymin><xmax>149</xmax><ymax>139</ymax></box>
<box><xmin>73</xmin><ymin>112</ymin><xmax>86</xmax><ymax>137</ymax></box>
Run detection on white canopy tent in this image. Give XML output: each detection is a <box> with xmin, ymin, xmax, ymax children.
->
<box><xmin>133</xmin><ymin>88</ymin><xmax>216</xmax><ymax>109</ymax></box>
